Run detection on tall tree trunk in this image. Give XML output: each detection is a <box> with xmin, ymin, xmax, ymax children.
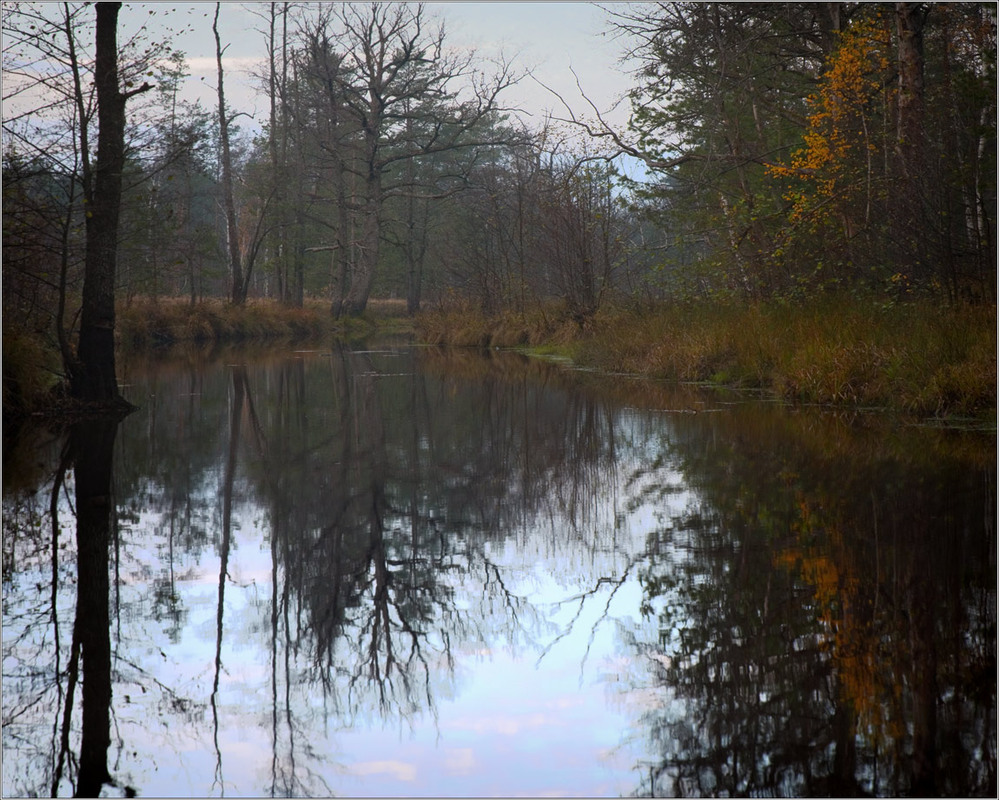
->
<box><xmin>73</xmin><ymin>2</ymin><xmax>144</xmax><ymax>405</ymax></box>
<box><xmin>344</xmin><ymin>172</ymin><xmax>380</xmax><ymax>316</ymax></box>
<box><xmin>895</xmin><ymin>2</ymin><xmax>926</xmax><ymax>162</ymax></box>
<box><xmin>214</xmin><ymin>3</ymin><xmax>245</xmax><ymax>305</ymax></box>
<box><xmin>893</xmin><ymin>3</ymin><xmax>929</xmax><ymax>284</ymax></box>
<box><xmin>330</xmin><ymin>185</ymin><xmax>351</xmax><ymax>318</ymax></box>
<box><xmin>267</xmin><ymin>2</ymin><xmax>284</xmax><ymax>302</ymax></box>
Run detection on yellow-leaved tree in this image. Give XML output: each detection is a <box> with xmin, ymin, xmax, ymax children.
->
<box><xmin>767</xmin><ymin>13</ymin><xmax>894</xmax><ymax>288</ymax></box>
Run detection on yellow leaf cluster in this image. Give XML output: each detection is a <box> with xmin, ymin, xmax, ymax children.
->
<box><xmin>767</xmin><ymin>15</ymin><xmax>894</xmax><ymax>229</ymax></box>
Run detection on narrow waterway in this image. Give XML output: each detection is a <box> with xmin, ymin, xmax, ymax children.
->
<box><xmin>2</xmin><ymin>341</ymin><xmax>995</xmax><ymax>797</ymax></box>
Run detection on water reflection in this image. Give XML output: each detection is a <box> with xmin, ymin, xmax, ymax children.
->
<box><xmin>2</xmin><ymin>418</ymin><xmax>126</xmax><ymax>797</ymax></box>
<box><xmin>621</xmin><ymin>404</ymin><xmax>996</xmax><ymax>797</ymax></box>
<box><xmin>2</xmin><ymin>342</ymin><xmax>995</xmax><ymax>797</ymax></box>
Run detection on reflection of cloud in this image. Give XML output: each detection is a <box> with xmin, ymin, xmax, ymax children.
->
<box><xmin>596</xmin><ymin>745</ymin><xmax>635</xmax><ymax>771</ymax></box>
<box><xmin>346</xmin><ymin>760</ymin><xmax>417</xmax><ymax>781</ymax></box>
<box><xmin>444</xmin><ymin>748</ymin><xmax>476</xmax><ymax>775</ymax></box>
<box><xmin>544</xmin><ymin>695</ymin><xmax>584</xmax><ymax>710</ymax></box>
<box><xmin>450</xmin><ymin>712</ymin><xmax>555</xmax><ymax>735</ymax></box>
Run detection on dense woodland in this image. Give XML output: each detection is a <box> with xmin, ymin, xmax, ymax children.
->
<box><xmin>2</xmin><ymin>2</ymin><xmax>996</xmax><ymax>402</ymax></box>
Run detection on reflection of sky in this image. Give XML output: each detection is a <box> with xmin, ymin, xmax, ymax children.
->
<box><xmin>105</xmin><ymin>488</ymin><xmax>673</xmax><ymax>797</ymax></box>
<box><xmin>4</xmin><ymin>503</ymin><xmax>688</xmax><ymax>796</ymax></box>
<box><xmin>3</xmin><ymin>371</ymin><xmax>698</xmax><ymax>798</ymax></box>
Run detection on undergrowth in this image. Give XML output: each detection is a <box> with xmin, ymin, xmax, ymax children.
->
<box><xmin>2</xmin><ymin>326</ymin><xmax>62</xmax><ymax>418</ymax></box>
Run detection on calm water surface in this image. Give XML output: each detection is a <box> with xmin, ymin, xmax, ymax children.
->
<box><xmin>2</xmin><ymin>341</ymin><xmax>995</xmax><ymax>797</ymax></box>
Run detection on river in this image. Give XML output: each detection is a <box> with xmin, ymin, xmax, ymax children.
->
<box><xmin>2</xmin><ymin>340</ymin><xmax>995</xmax><ymax>797</ymax></box>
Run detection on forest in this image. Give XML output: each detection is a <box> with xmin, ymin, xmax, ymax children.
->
<box><xmin>2</xmin><ymin>2</ymin><xmax>996</xmax><ymax>414</ymax></box>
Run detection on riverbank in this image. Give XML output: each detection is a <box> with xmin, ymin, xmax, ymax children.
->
<box><xmin>3</xmin><ymin>298</ymin><xmax>413</xmax><ymax>420</ymax></box>
<box><xmin>5</xmin><ymin>296</ymin><xmax>995</xmax><ymax>424</ymax></box>
<box><xmin>116</xmin><ymin>296</ymin><xmax>413</xmax><ymax>347</ymax></box>
<box><xmin>415</xmin><ymin>297</ymin><xmax>997</xmax><ymax>422</ymax></box>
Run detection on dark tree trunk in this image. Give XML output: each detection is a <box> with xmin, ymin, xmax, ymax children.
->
<box><xmin>893</xmin><ymin>3</ymin><xmax>930</xmax><ymax>284</ymax></box>
<box><xmin>72</xmin><ymin>417</ymin><xmax>119</xmax><ymax>797</ymax></box>
<box><xmin>72</xmin><ymin>2</ymin><xmax>140</xmax><ymax>406</ymax></box>
<box><xmin>344</xmin><ymin>175</ymin><xmax>380</xmax><ymax>316</ymax></box>
<box><xmin>895</xmin><ymin>2</ymin><xmax>926</xmax><ymax>160</ymax></box>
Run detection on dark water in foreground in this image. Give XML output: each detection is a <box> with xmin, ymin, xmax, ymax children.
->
<box><xmin>2</xmin><ymin>342</ymin><xmax>995</xmax><ymax>797</ymax></box>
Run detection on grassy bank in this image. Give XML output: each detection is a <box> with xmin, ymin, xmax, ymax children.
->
<box><xmin>416</xmin><ymin>298</ymin><xmax>997</xmax><ymax>420</ymax></box>
<box><xmin>2</xmin><ymin>327</ymin><xmax>63</xmax><ymax>420</ymax></box>
<box><xmin>117</xmin><ymin>297</ymin><xmax>331</xmax><ymax>346</ymax></box>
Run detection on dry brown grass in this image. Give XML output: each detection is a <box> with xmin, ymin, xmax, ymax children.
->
<box><xmin>116</xmin><ymin>297</ymin><xmax>339</xmax><ymax>347</ymax></box>
<box><xmin>417</xmin><ymin>297</ymin><xmax>997</xmax><ymax>418</ymax></box>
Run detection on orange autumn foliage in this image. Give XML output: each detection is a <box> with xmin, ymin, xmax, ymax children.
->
<box><xmin>768</xmin><ymin>15</ymin><xmax>894</xmax><ymax>236</ymax></box>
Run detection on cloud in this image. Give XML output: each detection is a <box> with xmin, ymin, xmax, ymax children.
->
<box><xmin>449</xmin><ymin>712</ymin><xmax>555</xmax><ymax>735</ymax></box>
<box><xmin>184</xmin><ymin>56</ymin><xmax>262</xmax><ymax>76</ymax></box>
<box><xmin>346</xmin><ymin>760</ymin><xmax>418</xmax><ymax>782</ymax></box>
<box><xmin>444</xmin><ymin>748</ymin><xmax>477</xmax><ymax>776</ymax></box>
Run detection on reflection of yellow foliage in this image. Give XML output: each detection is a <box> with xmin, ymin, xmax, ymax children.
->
<box><xmin>776</xmin><ymin>494</ymin><xmax>905</xmax><ymax>748</ymax></box>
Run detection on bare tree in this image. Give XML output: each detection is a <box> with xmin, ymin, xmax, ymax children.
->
<box><xmin>294</xmin><ymin>2</ymin><xmax>522</xmax><ymax>317</ymax></box>
<box><xmin>212</xmin><ymin>3</ymin><xmax>247</xmax><ymax>305</ymax></box>
<box><xmin>3</xmin><ymin>2</ymin><xmax>188</xmax><ymax>403</ymax></box>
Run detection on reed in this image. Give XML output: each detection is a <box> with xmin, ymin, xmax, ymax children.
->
<box><xmin>116</xmin><ymin>297</ymin><xmax>338</xmax><ymax>347</ymax></box>
<box><xmin>417</xmin><ymin>297</ymin><xmax>997</xmax><ymax>419</ymax></box>
<box><xmin>416</xmin><ymin>299</ymin><xmax>584</xmax><ymax>348</ymax></box>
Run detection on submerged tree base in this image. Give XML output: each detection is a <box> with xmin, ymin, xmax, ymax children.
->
<box><xmin>416</xmin><ymin>297</ymin><xmax>998</xmax><ymax>421</ymax></box>
<box><xmin>23</xmin><ymin>388</ymin><xmax>137</xmax><ymax>426</ymax></box>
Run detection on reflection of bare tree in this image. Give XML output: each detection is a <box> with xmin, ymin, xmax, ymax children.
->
<box><xmin>210</xmin><ymin>365</ymin><xmax>246</xmax><ymax>793</ymax></box>
<box><xmin>3</xmin><ymin>414</ymin><xmax>210</xmax><ymax>797</ymax></box>
<box><xmin>237</xmin><ymin>344</ymin><xmax>630</xmax><ymax>755</ymax></box>
<box><xmin>298</xmin><ymin>346</ymin><xmax>444</xmax><ymax>719</ymax></box>
<box><xmin>69</xmin><ymin>418</ymin><xmax>119</xmax><ymax>796</ymax></box>
<box><xmin>49</xmin><ymin>437</ymin><xmax>74</xmax><ymax>796</ymax></box>
<box><xmin>29</xmin><ymin>418</ymin><xmax>121</xmax><ymax>798</ymax></box>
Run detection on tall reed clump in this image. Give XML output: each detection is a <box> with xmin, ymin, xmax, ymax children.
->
<box><xmin>421</xmin><ymin>297</ymin><xmax>994</xmax><ymax>418</ymax></box>
<box><xmin>416</xmin><ymin>301</ymin><xmax>518</xmax><ymax>347</ymax></box>
<box><xmin>576</xmin><ymin>298</ymin><xmax>996</xmax><ymax>417</ymax></box>
<box><xmin>416</xmin><ymin>299</ymin><xmax>593</xmax><ymax>349</ymax></box>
